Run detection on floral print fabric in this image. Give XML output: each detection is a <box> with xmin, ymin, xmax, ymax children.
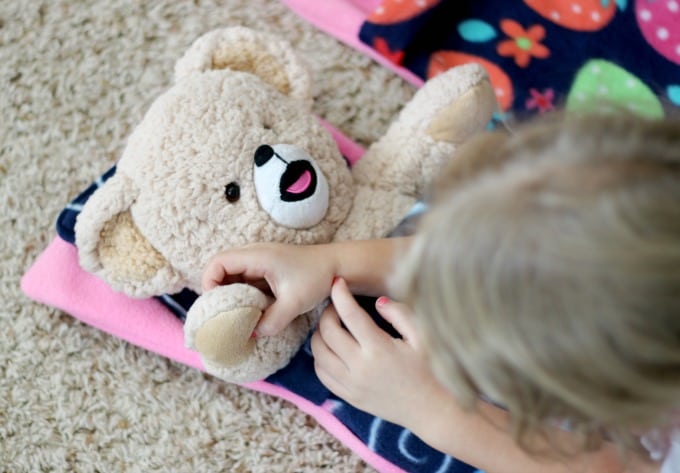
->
<box><xmin>359</xmin><ymin>0</ymin><xmax>680</xmax><ymax>123</ymax></box>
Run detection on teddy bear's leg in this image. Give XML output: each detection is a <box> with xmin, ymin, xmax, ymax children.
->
<box><xmin>185</xmin><ymin>284</ymin><xmax>315</xmax><ymax>383</ymax></box>
<box><xmin>351</xmin><ymin>63</ymin><xmax>497</xmax><ymax>197</ymax></box>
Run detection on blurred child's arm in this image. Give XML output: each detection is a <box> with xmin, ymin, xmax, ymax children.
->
<box><xmin>313</xmin><ymin>279</ymin><xmax>656</xmax><ymax>473</ymax></box>
<box><xmin>417</xmin><ymin>389</ymin><xmax>656</xmax><ymax>473</ymax></box>
<box><xmin>330</xmin><ymin>236</ymin><xmax>412</xmax><ymax>296</ymax></box>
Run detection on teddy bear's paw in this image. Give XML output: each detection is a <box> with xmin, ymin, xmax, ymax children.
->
<box><xmin>194</xmin><ymin>306</ymin><xmax>262</xmax><ymax>367</ymax></box>
<box><xmin>184</xmin><ymin>284</ymin><xmax>269</xmax><ymax>366</ymax></box>
<box><xmin>204</xmin><ymin>312</ymin><xmax>314</xmax><ymax>384</ymax></box>
<box><xmin>184</xmin><ymin>283</ymin><xmax>314</xmax><ymax>384</ymax></box>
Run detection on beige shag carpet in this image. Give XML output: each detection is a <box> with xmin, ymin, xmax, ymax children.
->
<box><xmin>0</xmin><ymin>1</ymin><xmax>415</xmax><ymax>471</ymax></box>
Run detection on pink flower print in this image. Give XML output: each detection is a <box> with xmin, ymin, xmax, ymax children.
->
<box><xmin>526</xmin><ymin>88</ymin><xmax>555</xmax><ymax>113</ymax></box>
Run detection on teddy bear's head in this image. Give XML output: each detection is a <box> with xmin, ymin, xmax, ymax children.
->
<box><xmin>75</xmin><ymin>28</ymin><xmax>353</xmax><ymax>297</ymax></box>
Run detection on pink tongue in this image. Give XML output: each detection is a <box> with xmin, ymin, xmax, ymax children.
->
<box><xmin>287</xmin><ymin>170</ymin><xmax>312</xmax><ymax>194</ymax></box>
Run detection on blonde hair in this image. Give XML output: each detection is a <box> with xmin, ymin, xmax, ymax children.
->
<box><xmin>392</xmin><ymin>113</ymin><xmax>680</xmax><ymax>451</ymax></box>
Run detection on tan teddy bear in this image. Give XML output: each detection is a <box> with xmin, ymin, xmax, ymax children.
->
<box><xmin>74</xmin><ymin>27</ymin><xmax>496</xmax><ymax>383</ymax></box>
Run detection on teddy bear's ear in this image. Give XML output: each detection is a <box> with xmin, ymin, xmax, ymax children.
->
<box><xmin>174</xmin><ymin>27</ymin><xmax>312</xmax><ymax>106</ymax></box>
<box><xmin>75</xmin><ymin>173</ymin><xmax>185</xmax><ymax>298</ymax></box>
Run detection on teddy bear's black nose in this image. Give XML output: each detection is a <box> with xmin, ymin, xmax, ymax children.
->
<box><xmin>254</xmin><ymin>145</ymin><xmax>274</xmax><ymax>167</ymax></box>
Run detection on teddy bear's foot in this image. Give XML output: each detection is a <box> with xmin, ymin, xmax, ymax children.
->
<box><xmin>185</xmin><ymin>284</ymin><xmax>315</xmax><ymax>384</ymax></box>
<box><xmin>194</xmin><ymin>306</ymin><xmax>261</xmax><ymax>367</ymax></box>
<box><xmin>185</xmin><ymin>283</ymin><xmax>268</xmax><ymax>366</ymax></box>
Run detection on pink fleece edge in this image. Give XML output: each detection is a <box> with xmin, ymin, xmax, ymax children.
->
<box><xmin>19</xmin><ymin>115</ymin><xmax>409</xmax><ymax>472</ymax></box>
<box><xmin>20</xmin><ymin>237</ymin><xmax>407</xmax><ymax>473</ymax></box>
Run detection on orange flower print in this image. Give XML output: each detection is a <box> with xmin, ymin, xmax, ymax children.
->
<box><xmin>496</xmin><ymin>19</ymin><xmax>550</xmax><ymax>68</ymax></box>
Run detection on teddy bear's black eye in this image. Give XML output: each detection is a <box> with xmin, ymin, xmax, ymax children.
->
<box><xmin>224</xmin><ymin>182</ymin><xmax>240</xmax><ymax>203</ymax></box>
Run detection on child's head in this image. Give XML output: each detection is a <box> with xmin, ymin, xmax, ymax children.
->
<box><xmin>392</xmin><ymin>112</ymin><xmax>680</xmax><ymax>448</ymax></box>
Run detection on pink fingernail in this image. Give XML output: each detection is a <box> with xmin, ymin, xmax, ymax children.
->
<box><xmin>376</xmin><ymin>296</ymin><xmax>389</xmax><ymax>307</ymax></box>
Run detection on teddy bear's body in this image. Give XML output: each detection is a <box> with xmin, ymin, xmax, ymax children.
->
<box><xmin>75</xmin><ymin>27</ymin><xmax>496</xmax><ymax>383</ymax></box>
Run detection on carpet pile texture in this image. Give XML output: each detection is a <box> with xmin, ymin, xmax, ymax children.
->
<box><xmin>0</xmin><ymin>1</ymin><xmax>414</xmax><ymax>471</ymax></box>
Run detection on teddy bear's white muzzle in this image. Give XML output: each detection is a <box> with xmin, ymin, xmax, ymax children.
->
<box><xmin>253</xmin><ymin>144</ymin><xmax>329</xmax><ymax>229</ymax></box>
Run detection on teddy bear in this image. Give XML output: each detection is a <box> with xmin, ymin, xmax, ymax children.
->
<box><xmin>74</xmin><ymin>27</ymin><xmax>497</xmax><ymax>384</ymax></box>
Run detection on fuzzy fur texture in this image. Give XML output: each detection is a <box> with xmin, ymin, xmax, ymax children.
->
<box><xmin>72</xmin><ymin>25</ymin><xmax>494</xmax><ymax>384</ymax></box>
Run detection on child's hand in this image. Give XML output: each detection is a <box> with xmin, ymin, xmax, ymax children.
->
<box><xmin>311</xmin><ymin>277</ymin><xmax>442</xmax><ymax>427</ymax></box>
<box><xmin>202</xmin><ymin>243</ymin><xmax>335</xmax><ymax>336</ymax></box>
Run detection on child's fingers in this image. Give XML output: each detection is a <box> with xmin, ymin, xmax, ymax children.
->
<box><xmin>375</xmin><ymin>297</ymin><xmax>420</xmax><ymax>348</ymax></box>
<box><xmin>316</xmin><ymin>305</ymin><xmax>359</xmax><ymax>362</ymax></box>
<box><xmin>256</xmin><ymin>297</ymin><xmax>302</xmax><ymax>336</ymax></box>
<box><xmin>255</xmin><ymin>299</ymin><xmax>296</xmax><ymax>337</ymax></box>
<box><xmin>201</xmin><ymin>250</ymin><xmax>266</xmax><ymax>291</ymax></box>
<box><xmin>310</xmin><ymin>330</ymin><xmax>350</xmax><ymax>398</ymax></box>
<box><xmin>330</xmin><ymin>278</ymin><xmax>382</xmax><ymax>346</ymax></box>
<box><xmin>201</xmin><ymin>258</ymin><xmax>231</xmax><ymax>291</ymax></box>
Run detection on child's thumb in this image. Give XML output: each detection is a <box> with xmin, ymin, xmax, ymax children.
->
<box><xmin>375</xmin><ymin>297</ymin><xmax>419</xmax><ymax>346</ymax></box>
<box><xmin>255</xmin><ymin>298</ymin><xmax>297</xmax><ymax>337</ymax></box>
